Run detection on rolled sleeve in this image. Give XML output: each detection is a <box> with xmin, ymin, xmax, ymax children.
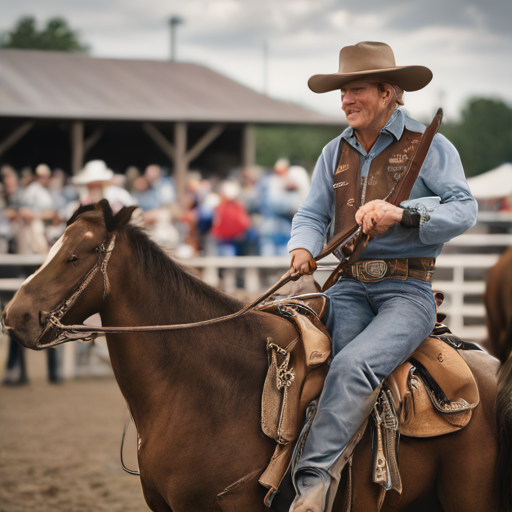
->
<box><xmin>403</xmin><ymin>133</ymin><xmax>478</xmax><ymax>245</ymax></box>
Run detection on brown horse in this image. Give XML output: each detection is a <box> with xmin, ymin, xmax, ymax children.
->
<box><xmin>484</xmin><ymin>247</ymin><xmax>512</xmax><ymax>364</ymax></box>
<box><xmin>2</xmin><ymin>200</ymin><xmax>510</xmax><ymax>512</ymax></box>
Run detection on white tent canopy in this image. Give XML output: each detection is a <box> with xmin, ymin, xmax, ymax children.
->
<box><xmin>466</xmin><ymin>163</ymin><xmax>512</xmax><ymax>199</ymax></box>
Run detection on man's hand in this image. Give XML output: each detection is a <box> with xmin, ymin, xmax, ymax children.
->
<box><xmin>355</xmin><ymin>199</ymin><xmax>403</xmax><ymax>236</ymax></box>
<box><xmin>290</xmin><ymin>248</ymin><xmax>317</xmax><ymax>275</ymax></box>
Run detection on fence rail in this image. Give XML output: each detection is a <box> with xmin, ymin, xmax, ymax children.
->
<box><xmin>0</xmin><ymin>234</ymin><xmax>507</xmax><ymax>362</ymax></box>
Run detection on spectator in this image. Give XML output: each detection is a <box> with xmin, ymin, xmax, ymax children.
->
<box><xmin>211</xmin><ymin>181</ymin><xmax>251</xmax><ymax>256</ymax></box>
<box><xmin>257</xmin><ymin>158</ymin><xmax>310</xmax><ymax>256</ymax></box>
<box><xmin>144</xmin><ymin>164</ymin><xmax>176</xmax><ymax>206</ymax></box>
<box><xmin>72</xmin><ymin>160</ymin><xmax>137</xmax><ymax>213</ymax></box>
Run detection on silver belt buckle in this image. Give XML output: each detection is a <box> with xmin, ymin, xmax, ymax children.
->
<box><xmin>361</xmin><ymin>260</ymin><xmax>388</xmax><ymax>281</ymax></box>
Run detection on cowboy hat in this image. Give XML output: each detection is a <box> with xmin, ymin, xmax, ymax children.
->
<box><xmin>72</xmin><ymin>160</ymin><xmax>114</xmax><ymax>185</ymax></box>
<box><xmin>308</xmin><ymin>41</ymin><xmax>432</xmax><ymax>94</ymax></box>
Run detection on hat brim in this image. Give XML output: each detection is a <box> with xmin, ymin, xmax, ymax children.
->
<box><xmin>308</xmin><ymin>65</ymin><xmax>432</xmax><ymax>93</ymax></box>
<box><xmin>72</xmin><ymin>171</ymin><xmax>114</xmax><ymax>185</ymax></box>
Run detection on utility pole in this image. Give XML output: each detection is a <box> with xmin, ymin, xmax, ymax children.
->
<box><xmin>263</xmin><ymin>41</ymin><xmax>268</xmax><ymax>95</ymax></box>
<box><xmin>169</xmin><ymin>15</ymin><xmax>183</xmax><ymax>61</ymax></box>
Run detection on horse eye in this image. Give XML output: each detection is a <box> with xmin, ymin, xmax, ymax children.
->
<box><xmin>68</xmin><ymin>254</ymin><xmax>78</xmax><ymax>263</ymax></box>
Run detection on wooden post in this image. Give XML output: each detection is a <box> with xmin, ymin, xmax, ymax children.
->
<box><xmin>71</xmin><ymin>121</ymin><xmax>84</xmax><ymax>175</ymax></box>
<box><xmin>174</xmin><ymin>122</ymin><xmax>187</xmax><ymax>200</ymax></box>
<box><xmin>185</xmin><ymin>124</ymin><xmax>226</xmax><ymax>164</ymax></box>
<box><xmin>241</xmin><ymin>124</ymin><xmax>256</xmax><ymax>169</ymax></box>
<box><xmin>142</xmin><ymin>123</ymin><xmax>175</xmax><ymax>160</ymax></box>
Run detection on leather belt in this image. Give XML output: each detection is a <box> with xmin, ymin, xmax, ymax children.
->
<box><xmin>342</xmin><ymin>257</ymin><xmax>436</xmax><ymax>283</ymax></box>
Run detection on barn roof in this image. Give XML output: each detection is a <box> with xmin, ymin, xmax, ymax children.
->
<box><xmin>0</xmin><ymin>49</ymin><xmax>342</xmax><ymax>125</ymax></box>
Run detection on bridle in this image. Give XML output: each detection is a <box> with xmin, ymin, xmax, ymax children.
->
<box><xmin>37</xmin><ymin>232</ymin><xmax>302</xmax><ymax>348</ymax></box>
<box><xmin>37</xmin><ymin>235</ymin><xmax>117</xmax><ymax>347</ymax></box>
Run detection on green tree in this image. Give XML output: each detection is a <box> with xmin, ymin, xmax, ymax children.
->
<box><xmin>440</xmin><ymin>97</ymin><xmax>512</xmax><ymax>177</ymax></box>
<box><xmin>1</xmin><ymin>16</ymin><xmax>88</xmax><ymax>52</ymax></box>
<box><xmin>255</xmin><ymin>124</ymin><xmax>345</xmax><ymax>171</ymax></box>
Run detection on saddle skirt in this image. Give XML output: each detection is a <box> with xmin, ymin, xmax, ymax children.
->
<box><xmin>255</xmin><ymin>293</ymin><xmax>481</xmax><ymax>506</ymax></box>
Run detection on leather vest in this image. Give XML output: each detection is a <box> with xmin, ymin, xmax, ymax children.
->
<box><xmin>332</xmin><ymin>128</ymin><xmax>423</xmax><ymax>237</ymax></box>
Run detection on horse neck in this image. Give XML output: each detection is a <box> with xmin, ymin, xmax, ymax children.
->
<box><xmin>100</xmin><ymin>231</ymin><xmax>266</xmax><ymax>429</ymax></box>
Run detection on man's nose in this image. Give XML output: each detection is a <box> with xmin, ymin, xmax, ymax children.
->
<box><xmin>341</xmin><ymin>93</ymin><xmax>354</xmax><ymax>107</ymax></box>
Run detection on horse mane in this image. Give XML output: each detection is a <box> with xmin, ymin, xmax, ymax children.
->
<box><xmin>119</xmin><ymin>223</ymin><xmax>244</xmax><ymax>315</ymax></box>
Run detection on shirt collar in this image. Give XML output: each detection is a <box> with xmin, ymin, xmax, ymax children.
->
<box><xmin>341</xmin><ymin>108</ymin><xmax>405</xmax><ymax>143</ymax></box>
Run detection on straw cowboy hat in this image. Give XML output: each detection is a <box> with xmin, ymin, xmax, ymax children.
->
<box><xmin>72</xmin><ymin>160</ymin><xmax>114</xmax><ymax>185</ymax></box>
<box><xmin>308</xmin><ymin>41</ymin><xmax>433</xmax><ymax>94</ymax></box>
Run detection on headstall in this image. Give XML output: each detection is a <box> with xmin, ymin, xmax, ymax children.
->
<box><xmin>37</xmin><ymin>235</ymin><xmax>117</xmax><ymax>347</ymax></box>
<box><xmin>37</xmin><ymin>233</ymin><xmax>303</xmax><ymax>347</ymax></box>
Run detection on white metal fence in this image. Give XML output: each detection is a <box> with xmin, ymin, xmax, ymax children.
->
<box><xmin>0</xmin><ymin>234</ymin><xmax>509</xmax><ymax>378</ymax></box>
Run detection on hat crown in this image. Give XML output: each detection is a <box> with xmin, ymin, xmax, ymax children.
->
<box><xmin>338</xmin><ymin>41</ymin><xmax>396</xmax><ymax>74</ymax></box>
<box><xmin>73</xmin><ymin>160</ymin><xmax>114</xmax><ymax>185</ymax></box>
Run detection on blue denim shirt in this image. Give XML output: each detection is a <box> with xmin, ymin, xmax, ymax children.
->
<box><xmin>288</xmin><ymin>109</ymin><xmax>478</xmax><ymax>259</ymax></box>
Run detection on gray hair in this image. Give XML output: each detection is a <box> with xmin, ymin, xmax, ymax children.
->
<box><xmin>376</xmin><ymin>82</ymin><xmax>404</xmax><ymax>107</ymax></box>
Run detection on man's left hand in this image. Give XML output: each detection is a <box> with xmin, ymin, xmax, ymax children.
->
<box><xmin>355</xmin><ymin>200</ymin><xmax>403</xmax><ymax>236</ymax></box>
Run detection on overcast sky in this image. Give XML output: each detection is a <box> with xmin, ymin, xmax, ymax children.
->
<box><xmin>2</xmin><ymin>0</ymin><xmax>512</xmax><ymax>122</ymax></box>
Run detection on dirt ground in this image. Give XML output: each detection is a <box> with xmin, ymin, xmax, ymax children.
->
<box><xmin>0</xmin><ymin>376</ymin><xmax>150</xmax><ymax>512</ymax></box>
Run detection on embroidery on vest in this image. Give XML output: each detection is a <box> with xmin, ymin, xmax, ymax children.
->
<box><xmin>330</xmin><ymin>128</ymin><xmax>423</xmax><ymax>240</ymax></box>
<box><xmin>389</xmin><ymin>154</ymin><xmax>408</xmax><ymax>164</ymax></box>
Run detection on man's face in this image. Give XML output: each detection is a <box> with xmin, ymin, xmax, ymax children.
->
<box><xmin>340</xmin><ymin>81</ymin><xmax>387</xmax><ymax>132</ymax></box>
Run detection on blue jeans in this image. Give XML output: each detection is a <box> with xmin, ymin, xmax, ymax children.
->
<box><xmin>295</xmin><ymin>277</ymin><xmax>437</xmax><ymax>472</ymax></box>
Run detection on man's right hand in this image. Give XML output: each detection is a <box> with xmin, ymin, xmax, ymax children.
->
<box><xmin>290</xmin><ymin>248</ymin><xmax>317</xmax><ymax>275</ymax></box>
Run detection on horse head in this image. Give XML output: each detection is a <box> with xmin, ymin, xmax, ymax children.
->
<box><xmin>2</xmin><ymin>200</ymin><xmax>136</xmax><ymax>350</ymax></box>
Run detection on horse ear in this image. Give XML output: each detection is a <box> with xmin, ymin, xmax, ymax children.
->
<box><xmin>114</xmin><ymin>206</ymin><xmax>138</xmax><ymax>228</ymax></box>
<box><xmin>96</xmin><ymin>199</ymin><xmax>116</xmax><ymax>231</ymax></box>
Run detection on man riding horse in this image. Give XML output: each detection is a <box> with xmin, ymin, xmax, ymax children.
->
<box><xmin>287</xmin><ymin>41</ymin><xmax>477</xmax><ymax>512</ymax></box>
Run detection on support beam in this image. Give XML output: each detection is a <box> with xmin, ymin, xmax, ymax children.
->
<box><xmin>71</xmin><ymin>121</ymin><xmax>84</xmax><ymax>175</ymax></box>
<box><xmin>241</xmin><ymin>124</ymin><xmax>256</xmax><ymax>169</ymax></box>
<box><xmin>142</xmin><ymin>122</ymin><xmax>175</xmax><ymax>160</ymax></box>
<box><xmin>174</xmin><ymin>122</ymin><xmax>187</xmax><ymax>199</ymax></box>
<box><xmin>83</xmin><ymin>127</ymin><xmax>104</xmax><ymax>155</ymax></box>
<box><xmin>185</xmin><ymin>123</ymin><xmax>226</xmax><ymax>164</ymax></box>
<box><xmin>0</xmin><ymin>121</ymin><xmax>35</xmax><ymax>158</ymax></box>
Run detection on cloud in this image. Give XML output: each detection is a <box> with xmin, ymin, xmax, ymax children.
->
<box><xmin>1</xmin><ymin>0</ymin><xmax>511</xmax><ymax>120</ymax></box>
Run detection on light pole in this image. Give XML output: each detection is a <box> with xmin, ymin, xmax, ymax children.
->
<box><xmin>169</xmin><ymin>16</ymin><xmax>183</xmax><ymax>61</ymax></box>
<box><xmin>263</xmin><ymin>41</ymin><xmax>268</xmax><ymax>95</ymax></box>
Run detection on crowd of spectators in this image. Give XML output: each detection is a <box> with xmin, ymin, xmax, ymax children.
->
<box><xmin>0</xmin><ymin>157</ymin><xmax>310</xmax><ymax>385</ymax></box>
<box><xmin>0</xmin><ymin>157</ymin><xmax>310</xmax><ymax>259</ymax></box>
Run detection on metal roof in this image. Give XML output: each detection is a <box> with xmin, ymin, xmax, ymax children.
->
<box><xmin>0</xmin><ymin>49</ymin><xmax>342</xmax><ymax>125</ymax></box>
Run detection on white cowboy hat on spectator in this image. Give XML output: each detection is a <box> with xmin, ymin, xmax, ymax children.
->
<box><xmin>35</xmin><ymin>163</ymin><xmax>51</xmax><ymax>177</ymax></box>
<box><xmin>308</xmin><ymin>41</ymin><xmax>433</xmax><ymax>94</ymax></box>
<box><xmin>72</xmin><ymin>160</ymin><xmax>114</xmax><ymax>185</ymax></box>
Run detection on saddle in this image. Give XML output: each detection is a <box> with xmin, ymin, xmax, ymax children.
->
<box><xmin>256</xmin><ymin>294</ymin><xmax>481</xmax><ymax>507</ymax></box>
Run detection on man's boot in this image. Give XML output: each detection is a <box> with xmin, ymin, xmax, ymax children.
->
<box><xmin>289</xmin><ymin>468</ymin><xmax>331</xmax><ymax>512</ymax></box>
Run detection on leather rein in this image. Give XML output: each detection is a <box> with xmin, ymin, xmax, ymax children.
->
<box><xmin>39</xmin><ymin>235</ymin><xmax>303</xmax><ymax>347</ymax></box>
<box><xmin>39</xmin><ymin>109</ymin><xmax>442</xmax><ymax>347</ymax></box>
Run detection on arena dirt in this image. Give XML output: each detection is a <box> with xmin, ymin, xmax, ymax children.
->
<box><xmin>0</xmin><ymin>378</ymin><xmax>150</xmax><ymax>511</ymax></box>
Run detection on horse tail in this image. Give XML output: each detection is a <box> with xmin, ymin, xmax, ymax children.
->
<box><xmin>496</xmin><ymin>337</ymin><xmax>512</xmax><ymax>512</ymax></box>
